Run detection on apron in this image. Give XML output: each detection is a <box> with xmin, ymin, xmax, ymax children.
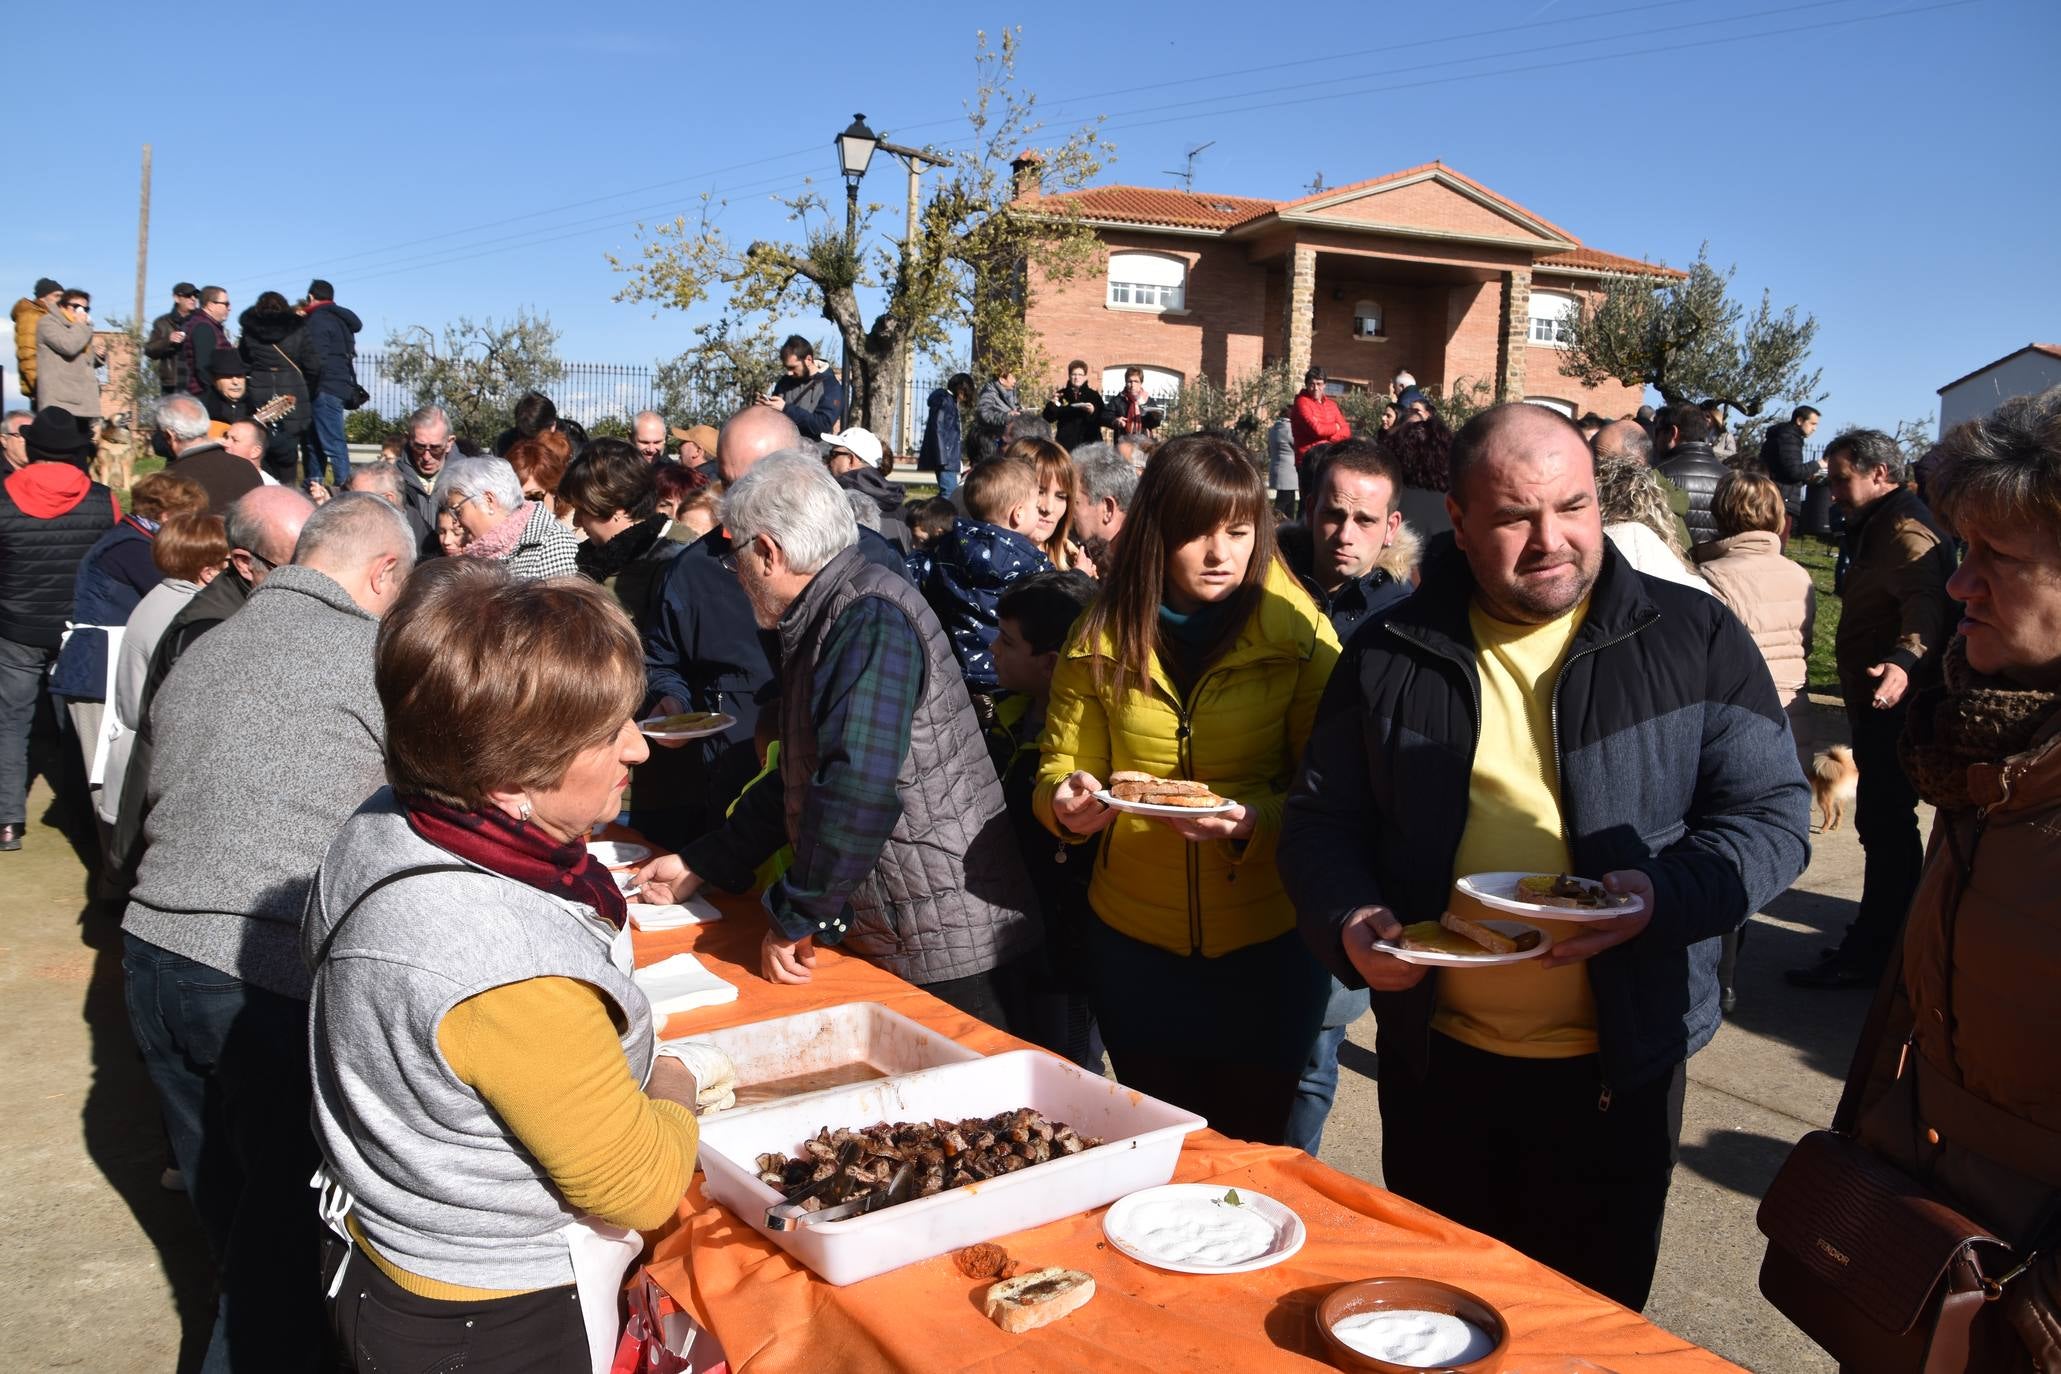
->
<box><xmin>314</xmin><ymin>917</ymin><xmax>651</xmax><ymax>1374</ymax></box>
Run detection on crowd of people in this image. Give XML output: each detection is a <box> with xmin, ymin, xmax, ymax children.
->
<box><xmin>2</xmin><ymin>291</ymin><xmax>2056</xmax><ymax>1372</ymax></box>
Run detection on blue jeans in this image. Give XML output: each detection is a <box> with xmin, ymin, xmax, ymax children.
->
<box><xmin>1285</xmin><ymin>1024</ymin><xmax>1349</xmax><ymax>1155</ymax></box>
<box><xmin>936</xmin><ymin>466</ymin><xmax>960</xmax><ymax>497</ymax></box>
<box><xmin>0</xmin><ymin>635</ymin><xmax>56</xmax><ymax>827</ymax></box>
<box><xmin>309</xmin><ymin>393</ymin><xmax>351</xmax><ymax>488</ymax></box>
<box><xmin>123</xmin><ymin>934</ymin><xmax>327</xmax><ymax>1373</ymax></box>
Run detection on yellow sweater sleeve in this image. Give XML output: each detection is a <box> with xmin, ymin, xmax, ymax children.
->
<box><xmin>438</xmin><ymin>976</ymin><xmax>699</xmax><ymax>1233</ymax></box>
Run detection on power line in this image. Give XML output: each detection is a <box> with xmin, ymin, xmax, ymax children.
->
<box><xmin>268</xmin><ymin>0</ymin><xmax>1975</xmax><ymax>290</ymax></box>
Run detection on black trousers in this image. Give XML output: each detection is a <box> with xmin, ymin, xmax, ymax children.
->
<box><xmin>1842</xmin><ymin>697</ymin><xmax>1923</xmax><ymax>970</ymax></box>
<box><xmin>326</xmin><ymin>1243</ymin><xmax>589</xmax><ymax>1374</ymax></box>
<box><xmin>1378</xmin><ymin>1032</ymin><xmax>1686</xmax><ymax>1311</ymax></box>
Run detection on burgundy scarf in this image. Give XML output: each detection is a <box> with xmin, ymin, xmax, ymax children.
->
<box><xmin>401</xmin><ymin>794</ymin><xmax>627</xmax><ymax>929</ymax></box>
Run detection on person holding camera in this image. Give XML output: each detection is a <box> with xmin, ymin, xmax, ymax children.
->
<box><xmin>35</xmin><ymin>290</ymin><xmax>108</xmax><ymax>439</ymax></box>
<box><xmin>1041</xmin><ymin>359</ymin><xmax>1107</xmax><ymax>451</ymax></box>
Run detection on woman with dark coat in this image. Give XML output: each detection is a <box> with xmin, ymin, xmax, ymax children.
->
<box><xmin>920</xmin><ymin>372</ymin><xmax>974</xmax><ymax>498</ymax></box>
<box><xmin>238</xmin><ymin>292</ymin><xmax>315</xmax><ymax>485</ymax></box>
<box><xmin>50</xmin><ymin>471</ymin><xmax>209</xmax><ymax>787</ymax></box>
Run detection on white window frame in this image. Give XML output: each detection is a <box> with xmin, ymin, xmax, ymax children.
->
<box><xmin>1352</xmin><ymin>299</ymin><xmax>1385</xmax><ymax>341</ymax></box>
<box><xmin>1106</xmin><ymin>252</ymin><xmax>1188</xmax><ymax>314</ymax></box>
<box><xmin>1528</xmin><ymin>290</ymin><xmax>1579</xmax><ymax>348</ymax></box>
<box><xmin>1101</xmin><ymin>365</ymin><xmax>1183</xmax><ymax>401</ymax></box>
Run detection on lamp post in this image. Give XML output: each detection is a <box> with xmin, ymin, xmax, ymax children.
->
<box><xmin>835</xmin><ymin>113</ymin><xmax>879</xmax><ymax>255</ymax></box>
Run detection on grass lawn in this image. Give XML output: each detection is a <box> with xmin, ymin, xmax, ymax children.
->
<box><xmin>1787</xmin><ymin>534</ymin><xmax>1843</xmax><ymax>695</ymax></box>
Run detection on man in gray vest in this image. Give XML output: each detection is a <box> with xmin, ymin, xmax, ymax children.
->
<box><xmin>642</xmin><ymin>451</ymin><xmax>1039</xmax><ymax>1029</ymax></box>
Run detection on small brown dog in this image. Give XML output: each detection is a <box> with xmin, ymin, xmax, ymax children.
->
<box><xmin>1809</xmin><ymin>745</ymin><xmax>1859</xmax><ymax>832</ymax></box>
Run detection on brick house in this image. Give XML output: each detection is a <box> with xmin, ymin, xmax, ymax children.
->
<box><xmin>1014</xmin><ymin>159</ymin><xmax>1681</xmax><ymax>418</ymax></box>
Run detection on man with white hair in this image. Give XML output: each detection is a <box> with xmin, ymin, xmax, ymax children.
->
<box><xmin>394</xmin><ymin>406</ymin><xmax>454</xmax><ymax>553</ymax></box>
<box><xmin>159</xmin><ymin>395</ymin><xmax>261</xmax><ymax>513</ymax></box>
<box><xmin>631</xmin><ymin>409</ymin><xmax>669</xmax><ymax>462</ymax></box>
<box><xmin>122</xmin><ymin>491</ymin><xmax>413</xmax><ymax>1371</ymax></box>
<box><xmin>1069</xmin><ymin>441</ymin><xmax>1136</xmax><ymax>569</ymax></box>
<box><xmin>641</xmin><ymin>452</ymin><xmax>1039</xmax><ymax>1022</ymax></box>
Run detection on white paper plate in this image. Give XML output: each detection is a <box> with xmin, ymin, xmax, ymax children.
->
<box><xmin>638</xmin><ymin>711</ymin><xmax>736</xmax><ymax>742</ymax></box>
<box><xmin>587</xmin><ymin>840</ymin><xmax>651</xmax><ymax>869</ymax></box>
<box><xmin>1103</xmin><ymin>1183</ymin><xmax>1305</xmax><ymax>1275</ymax></box>
<box><xmin>1094</xmin><ymin>789</ymin><xmax>1239</xmax><ymax>819</ymax></box>
<box><xmin>1456</xmin><ymin>871</ymin><xmax>1645</xmax><ymax>923</ymax></box>
<box><xmin>1375</xmin><ymin>917</ymin><xmax>1553</xmax><ymax>967</ymax></box>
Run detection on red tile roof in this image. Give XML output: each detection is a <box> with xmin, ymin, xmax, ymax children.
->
<box><xmin>1536</xmin><ymin>247</ymin><xmax>1687</xmax><ymax>279</ymax></box>
<box><xmin>1022</xmin><ymin>164</ymin><xmax>1675</xmax><ymax>274</ymax></box>
<box><xmin>1027</xmin><ymin>184</ymin><xmax>1277</xmax><ymax>231</ymax></box>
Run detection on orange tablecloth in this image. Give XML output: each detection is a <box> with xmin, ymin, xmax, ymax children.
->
<box><xmin>631</xmin><ymin>892</ymin><xmax>1740</xmax><ymax>1373</ymax></box>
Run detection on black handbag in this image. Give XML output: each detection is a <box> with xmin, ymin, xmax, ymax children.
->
<box><xmin>343</xmin><ymin>382</ymin><xmax>371</xmax><ymax>412</ymax></box>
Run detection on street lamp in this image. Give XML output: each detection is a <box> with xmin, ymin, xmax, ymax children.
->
<box><xmin>836</xmin><ymin>113</ymin><xmax>879</xmax><ymax>252</ymax></box>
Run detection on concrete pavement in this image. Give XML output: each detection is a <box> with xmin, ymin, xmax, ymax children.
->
<box><xmin>0</xmin><ymin>697</ymin><xmax>1887</xmax><ymax>1372</ymax></box>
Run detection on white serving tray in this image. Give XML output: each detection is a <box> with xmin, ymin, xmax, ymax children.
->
<box><xmin>696</xmin><ymin>1050</ymin><xmax>1207</xmax><ymax>1286</ymax></box>
<box><xmin>682</xmin><ymin>1001</ymin><xmax>981</xmax><ymax>1116</ymax></box>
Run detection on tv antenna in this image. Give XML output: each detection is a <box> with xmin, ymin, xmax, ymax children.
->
<box><xmin>1163</xmin><ymin>141</ymin><xmax>1215</xmax><ymax>191</ymax></box>
<box><xmin>1306</xmin><ymin>171</ymin><xmax>1326</xmax><ymax>195</ymax></box>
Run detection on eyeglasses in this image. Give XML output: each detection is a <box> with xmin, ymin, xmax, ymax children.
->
<box><xmin>717</xmin><ymin>550</ymin><xmax>740</xmax><ymax>574</ymax></box>
<box><xmin>408</xmin><ymin>440</ymin><xmax>452</xmax><ymax>457</ymax></box>
<box><xmin>442</xmin><ymin>492</ymin><xmax>484</xmax><ymax>518</ymax></box>
<box><xmin>244</xmin><ymin>549</ymin><xmax>279</xmax><ymax>574</ymax></box>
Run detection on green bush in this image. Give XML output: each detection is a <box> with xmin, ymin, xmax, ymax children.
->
<box><xmin>345</xmin><ymin>409</ymin><xmax>400</xmax><ymax>444</ymax></box>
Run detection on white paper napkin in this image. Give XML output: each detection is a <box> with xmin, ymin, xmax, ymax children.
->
<box><xmin>632</xmin><ymin>952</ymin><xmax>738</xmax><ymax>1016</ymax></box>
<box><xmin>627</xmin><ymin>896</ymin><xmax>725</xmax><ymax>931</ymax></box>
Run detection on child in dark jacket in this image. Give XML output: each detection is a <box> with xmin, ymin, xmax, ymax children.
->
<box><xmin>901</xmin><ymin>495</ymin><xmax>958</xmax><ymax>586</ymax></box>
<box><xmin>988</xmin><ymin>570</ymin><xmax>1103</xmax><ymax>1072</ymax></box>
<box><xmin>920</xmin><ymin>457</ymin><xmax>1051</xmax><ymax>695</ymax></box>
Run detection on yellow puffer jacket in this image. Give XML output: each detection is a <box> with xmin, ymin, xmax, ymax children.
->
<box><xmin>12</xmin><ymin>298</ymin><xmax>46</xmax><ymax>395</ymax></box>
<box><xmin>1035</xmin><ymin>561</ymin><xmax>1340</xmax><ymax>957</ymax></box>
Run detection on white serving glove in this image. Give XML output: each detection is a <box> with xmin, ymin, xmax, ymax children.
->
<box><xmin>653</xmin><ymin>1040</ymin><xmax>739</xmax><ymax>1114</ymax></box>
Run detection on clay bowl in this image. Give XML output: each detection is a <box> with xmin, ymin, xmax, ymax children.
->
<box><xmin>1316</xmin><ymin>1277</ymin><xmax>1510</xmax><ymax>1373</ymax></box>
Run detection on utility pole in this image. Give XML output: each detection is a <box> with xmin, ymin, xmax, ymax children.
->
<box><xmin>134</xmin><ymin>144</ymin><xmax>152</xmax><ymax>333</ymax></box>
<box><xmin>875</xmin><ymin>134</ymin><xmax>948</xmax><ymax>455</ymax></box>
<box><xmin>1162</xmin><ymin>141</ymin><xmax>1215</xmax><ymax>192</ymax></box>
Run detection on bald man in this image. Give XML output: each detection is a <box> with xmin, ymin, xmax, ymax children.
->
<box><xmin>1593</xmin><ymin>417</ymin><xmax>1691</xmax><ymax>548</ymax></box>
<box><xmin>1283</xmin><ymin>402</ymin><xmax>1808</xmax><ymax>1311</ymax></box>
<box><xmin>632</xmin><ymin>410</ymin><xmax>669</xmax><ymax>463</ymax></box>
<box><xmin>716</xmin><ymin>404</ymin><xmax>802</xmax><ymax>485</ymax></box>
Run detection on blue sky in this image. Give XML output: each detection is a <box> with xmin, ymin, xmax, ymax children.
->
<box><xmin>5</xmin><ymin>0</ymin><xmax>2053</xmax><ymax>433</ymax></box>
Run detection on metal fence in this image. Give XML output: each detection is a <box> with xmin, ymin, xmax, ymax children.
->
<box><xmin>354</xmin><ymin>354</ymin><xmax>668</xmax><ymax>427</ymax></box>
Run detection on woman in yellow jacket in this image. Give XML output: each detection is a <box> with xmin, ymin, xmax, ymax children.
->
<box><xmin>1037</xmin><ymin>434</ymin><xmax>1340</xmax><ymax>1144</ymax></box>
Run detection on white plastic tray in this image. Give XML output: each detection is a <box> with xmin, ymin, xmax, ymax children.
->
<box><xmin>681</xmin><ymin>1002</ymin><xmax>980</xmax><ymax>1116</ymax></box>
<box><xmin>696</xmin><ymin>1049</ymin><xmax>1207</xmax><ymax>1285</ymax></box>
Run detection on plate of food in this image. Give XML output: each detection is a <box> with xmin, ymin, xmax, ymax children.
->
<box><xmin>1457</xmin><ymin>871</ymin><xmax>1644</xmax><ymax>922</ymax></box>
<box><xmin>1375</xmin><ymin>912</ymin><xmax>1553</xmax><ymax>967</ymax></box>
<box><xmin>638</xmin><ymin>710</ymin><xmax>736</xmax><ymax>742</ymax></box>
<box><xmin>1102</xmin><ymin>1183</ymin><xmax>1305</xmax><ymax>1275</ymax></box>
<box><xmin>1094</xmin><ymin>771</ymin><xmax>1238</xmax><ymax>818</ymax></box>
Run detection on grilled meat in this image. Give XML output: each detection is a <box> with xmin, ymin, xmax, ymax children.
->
<box><xmin>751</xmin><ymin>1110</ymin><xmax>1103</xmax><ymax>1211</ymax></box>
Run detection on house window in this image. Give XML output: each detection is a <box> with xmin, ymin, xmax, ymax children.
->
<box><xmin>1106</xmin><ymin>252</ymin><xmax>1187</xmax><ymax>313</ymax></box>
<box><xmin>1352</xmin><ymin>300</ymin><xmax>1384</xmax><ymax>340</ymax></box>
<box><xmin>1100</xmin><ymin>365</ymin><xmax>1183</xmax><ymax>400</ymax></box>
<box><xmin>1525</xmin><ymin>396</ymin><xmax>1575</xmax><ymax>417</ymax></box>
<box><xmin>1529</xmin><ymin>290</ymin><xmax>1579</xmax><ymax>347</ymax></box>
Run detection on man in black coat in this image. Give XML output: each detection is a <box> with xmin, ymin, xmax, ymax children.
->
<box><xmin>1759</xmin><ymin>404</ymin><xmax>1823</xmax><ymax>525</ymax></box>
<box><xmin>1040</xmin><ymin>360</ymin><xmax>1108</xmax><ymax>451</ymax></box>
<box><xmin>1282</xmin><ymin>403</ymin><xmax>1809</xmax><ymax>1309</ymax></box>
<box><xmin>0</xmin><ymin>410</ymin><xmax>117</xmax><ymax>850</ymax></box>
<box><xmin>1653</xmin><ymin>401</ymin><xmax>1729</xmax><ymax>545</ymax></box>
<box><xmin>179</xmin><ymin>288</ymin><xmax>235</xmax><ymax>397</ymax></box>
<box><xmin>298</xmin><ymin>279</ymin><xmax>362</xmax><ymax>491</ymax></box>
<box><xmin>142</xmin><ymin>283</ymin><xmax>199</xmax><ymax>395</ymax></box>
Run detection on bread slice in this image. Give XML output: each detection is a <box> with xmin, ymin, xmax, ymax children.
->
<box><xmin>984</xmin><ymin>1267</ymin><xmax>1095</xmax><ymax>1333</ymax></box>
<box><xmin>1440</xmin><ymin>910</ymin><xmax>1522</xmax><ymax>954</ymax></box>
<box><xmin>1108</xmin><ymin>770</ymin><xmax>1158</xmax><ymax>786</ymax></box>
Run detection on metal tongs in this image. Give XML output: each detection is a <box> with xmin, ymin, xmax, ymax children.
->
<box><xmin>766</xmin><ymin>1159</ymin><xmax>917</xmax><ymax>1231</ymax></box>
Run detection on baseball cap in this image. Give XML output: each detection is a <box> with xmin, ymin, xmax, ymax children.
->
<box><xmin>172</xmin><ymin>282</ymin><xmax>198</xmax><ymax>298</ymax></box>
<box><xmin>824</xmin><ymin>427</ymin><xmax>883</xmax><ymax>468</ymax></box>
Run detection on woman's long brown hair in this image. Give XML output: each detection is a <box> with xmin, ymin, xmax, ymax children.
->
<box><xmin>1077</xmin><ymin>433</ymin><xmax>1274</xmax><ymax>699</ymax></box>
<box><xmin>1006</xmin><ymin>436</ymin><xmax>1078</xmax><ymax>569</ymax></box>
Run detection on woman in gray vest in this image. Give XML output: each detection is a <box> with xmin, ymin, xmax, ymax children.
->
<box><xmin>305</xmin><ymin>562</ymin><xmax>710</xmax><ymax>1373</ymax></box>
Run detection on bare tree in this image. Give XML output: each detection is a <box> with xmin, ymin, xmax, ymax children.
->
<box><xmin>608</xmin><ymin>28</ymin><xmax>1110</xmax><ymax>432</ymax></box>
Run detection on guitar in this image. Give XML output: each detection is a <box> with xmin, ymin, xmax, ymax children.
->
<box><xmin>206</xmin><ymin>394</ymin><xmax>296</xmax><ymax>441</ymax></box>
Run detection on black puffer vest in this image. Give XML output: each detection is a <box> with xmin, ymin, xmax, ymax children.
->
<box><xmin>777</xmin><ymin>544</ymin><xmax>1039</xmax><ymax>984</ymax></box>
<box><xmin>0</xmin><ymin>469</ymin><xmax>117</xmax><ymax>647</ymax></box>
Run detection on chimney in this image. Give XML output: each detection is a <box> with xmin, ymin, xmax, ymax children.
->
<box><xmin>1010</xmin><ymin>150</ymin><xmax>1043</xmax><ymax>202</ymax></box>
